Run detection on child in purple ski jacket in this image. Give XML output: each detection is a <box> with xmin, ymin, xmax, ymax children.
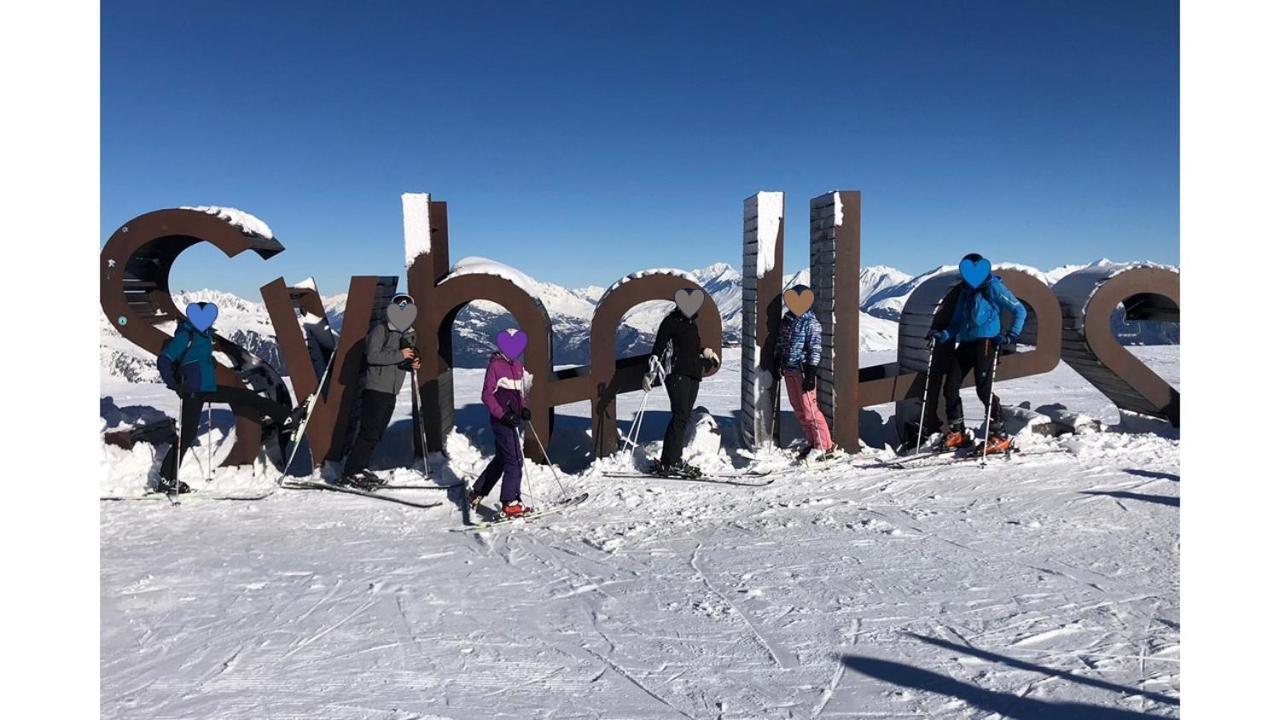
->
<box><xmin>470</xmin><ymin>351</ymin><xmax>535</xmax><ymax>517</ymax></box>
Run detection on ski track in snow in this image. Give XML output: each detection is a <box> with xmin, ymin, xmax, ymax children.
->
<box><xmin>101</xmin><ymin>348</ymin><xmax>1179</xmax><ymax>718</ymax></box>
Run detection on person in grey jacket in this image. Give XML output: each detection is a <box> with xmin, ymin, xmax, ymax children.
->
<box><xmin>341</xmin><ymin>295</ymin><xmax>421</xmax><ymax>487</ymax></box>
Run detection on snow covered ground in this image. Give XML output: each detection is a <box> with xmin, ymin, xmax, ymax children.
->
<box><xmin>101</xmin><ymin>348</ymin><xmax>1179</xmax><ymax>718</ymax></box>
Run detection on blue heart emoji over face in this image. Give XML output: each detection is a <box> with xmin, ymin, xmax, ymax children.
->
<box><xmin>186</xmin><ymin>302</ymin><xmax>218</xmax><ymax>332</ymax></box>
<box><xmin>959</xmin><ymin>257</ymin><xmax>992</xmax><ymax>288</ymax></box>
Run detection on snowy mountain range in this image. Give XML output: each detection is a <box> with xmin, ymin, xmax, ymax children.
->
<box><xmin>99</xmin><ymin>258</ymin><xmax>1177</xmax><ymax>382</ymax></box>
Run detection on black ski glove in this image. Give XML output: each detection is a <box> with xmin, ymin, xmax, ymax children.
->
<box><xmin>802</xmin><ymin>364</ymin><xmax>818</xmax><ymax>393</ymax></box>
<box><xmin>520</xmin><ymin>407</ymin><xmax>532</xmax><ymax>421</ymax></box>
<box><xmin>501</xmin><ymin>410</ymin><xmax>519</xmax><ymax>428</ymax></box>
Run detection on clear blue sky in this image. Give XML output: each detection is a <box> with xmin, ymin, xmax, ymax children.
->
<box><xmin>102</xmin><ymin>0</ymin><xmax>1178</xmax><ymax>297</ymax></box>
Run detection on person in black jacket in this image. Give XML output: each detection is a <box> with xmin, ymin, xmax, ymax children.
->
<box><xmin>642</xmin><ymin>304</ymin><xmax>719</xmax><ymax>478</ymax></box>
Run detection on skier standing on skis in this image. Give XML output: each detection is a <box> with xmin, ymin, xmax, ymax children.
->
<box><xmin>469</xmin><ymin>329</ymin><xmax>535</xmax><ymax>518</ymax></box>
<box><xmin>341</xmin><ymin>294</ymin><xmax>420</xmax><ymax>489</ymax></box>
<box><xmin>156</xmin><ymin>302</ymin><xmax>294</xmax><ymax>494</ymax></box>
<box><xmin>926</xmin><ymin>254</ymin><xmax>1027</xmax><ymax>454</ymax></box>
<box><xmin>642</xmin><ymin>296</ymin><xmax>720</xmax><ymax>478</ymax></box>
<box><xmin>773</xmin><ymin>286</ymin><xmax>835</xmax><ymax>461</ymax></box>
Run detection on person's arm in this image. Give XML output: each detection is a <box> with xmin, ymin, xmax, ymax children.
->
<box><xmin>650</xmin><ymin>314</ymin><xmax>673</xmax><ymax>360</ymax></box>
<box><xmin>481</xmin><ymin>362</ymin><xmax>504</xmax><ymax>419</ymax></box>
<box><xmin>804</xmin><ymin>316</ymin><xmax>822</xmax><ymax>367</ymax></box>
<box><xmin>941</xmin><ymin>295</ymin><xmax>965</xmax><ymax>342</ymax></box>
<box><xmin>994</xmin><ymin>280</ymin><xmax>1028</xmax><ymax>337</ymax></box>
<box><xmin>773</xmin><ymin>317</ymin><xmax>788</xmax><ymax>365</ymax></box>
<box><xmin>364</xmin><ymin>324</ymin><xmax>403</xmax><ymax>366</ymax></box>
<box><xmin>157</xmin><ymin>325</ymin><xmax>191</xmax><ymax>387</ymax></box>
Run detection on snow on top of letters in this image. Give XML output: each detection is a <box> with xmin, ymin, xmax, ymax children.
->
<box><xmin>402</xmin><ymin>193</ymin><xmax>432</xmax><ymax>267</ymax></box>
<box><xmin>755</xmin><ymin>192</ymin><xmax>782</xmax><ymax>279</ymax></box>
<box><xmin>447</xmin><ymin>256</ymin><xmax>541</xmax><ymax>296</ymax></box>
<box><xmin>181</xmin><ymin>206</ymin><xmax>274</xmax><ymax>239</ymax></box>
<box><xmin>601</xmin><ymin>268</ymin><xmax>700</xmax><ymax>299</ymax></box>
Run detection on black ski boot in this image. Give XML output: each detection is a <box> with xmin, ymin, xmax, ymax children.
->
<box><xmin>339</xmin><ymin>470</ymin><xmax>384</xmax><ymax>490</ymax></box>
<box><xmin>656</xmin><ymin>461</ymin><xmax>702</xmax><ymax>479</ymax></box>
<box><xmin>155</xmin><ymin>478</ymin><xmax>192</xmax><ymax>495</ymax></box>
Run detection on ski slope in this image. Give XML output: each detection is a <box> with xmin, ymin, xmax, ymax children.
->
<box><xmin>100</xmin><ymin>347</ymin><xmax>1179</xmax><ymax>718</ymax></box>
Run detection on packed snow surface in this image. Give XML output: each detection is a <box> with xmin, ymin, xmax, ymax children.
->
<box><xmin>180</xmin><ymin>205</ymin><xmax>274</xmax><ymax>239</ymax></box>
<box><xmin>101</xmin><ymin>348</ymin><xmax>1179</xmax><ymax>718</ymax></box>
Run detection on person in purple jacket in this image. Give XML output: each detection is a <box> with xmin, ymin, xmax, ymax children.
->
<box><xmin>469</xmin><ymin>330</ymin><xmax>536</xmax><ymax>518</ymax></box>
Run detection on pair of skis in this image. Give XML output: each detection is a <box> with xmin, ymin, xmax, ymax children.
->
<box><xmin>452</xmin><ymin>492</ymin><xmax>591</xmax><ymax>532</ymax></box>
<box><xmin>602</xmin><ymin>469</ymin><xmax>776</xmax><ymax>487</ymax></box>
<box><xmin>100</xmin><ymin>490</ymin><xmax>275</xmax><ymax>504</ymax></box>
<box><xmin>279</xmin><ymin>478</ymin><xmax>456</xmax><ymax>509</ymax></box>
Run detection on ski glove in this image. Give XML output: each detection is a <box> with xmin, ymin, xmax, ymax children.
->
<box><xmin>997</xmin><ymin>332</ymin><xmax>1018</xmax><ymax>348</ymax></box>
<box><xmin>802</xmin><ymin>364</ymin><xmax>818</xmax><ymax>393</ymax></box>
<box><xmin>642</xmin><ymin>371</ymin><xmax>656</xmax><ymax>393</ymax></box>
<box><xmin>701</xmin><ymin>348</ymin><xmax>721</xmax><ymax>371</ymax></box>
<box><xmin>520</xmin><ymin>407</ymin><xmax>532</xmax><ymax>421</ymax></box>
<box><xmin>500</xmin><ymin>410</ymin><xmax>520</xmax><ymax>428</ymax></box>
<box><xmin>927</xmin><ymin>329</ymin><xmax>949</xmax><ymax>344</ymax></box>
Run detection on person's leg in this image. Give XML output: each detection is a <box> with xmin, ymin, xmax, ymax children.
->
<box><xmin>783</xmin><ymin>370</ymin><xmax>811</xmax><ymax>446</ymax></box>
<box><xmin>942</xmin><ymin>345</ymin><xmax>968</xmax><ymax>430</ymax></box>
<box><xmin>495</xmin><ymin>423</ymin><xmax>524</xmax><ymax>505</ymax></box>
<box><xmin>660</xmin><ymin>376</ymin><xmax>695</xmax><ymax>466</ymax></box>
<box><xmin>922</xmin><ymin>342</ymin><xmax>952</xmax><ymax>435</ymax></box>
<box><xmin>797</xmin><ymin>382</ymin><xmax>834</xmax><ymax>451</ymax></box>
<box><xmin>160</xmin><ymin>396</ymin><xmax>202</xmax><ymax>483</ymax></box>
<box><xmin>973</xmin><ymin>340</ymin><xmax>1004</xmax><ymax>433</ymax></box>
<box><xmin>343</xmin><ymin>390</ymin><xmax>396</xmax><ymax>475</ymax></box>
<box><xmin>472</xmin><ymin>422</ymin><xmax>507</xmax><ymax>497</ymax></box>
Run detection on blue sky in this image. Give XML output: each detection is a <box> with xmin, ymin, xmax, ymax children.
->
<box><xmin>102</xmin><ymin>0</ymin><xmax>1178</xmax><ymax>297</ymax></box>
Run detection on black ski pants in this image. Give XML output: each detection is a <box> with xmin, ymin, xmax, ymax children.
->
<box><xmin>161</xmin><ymin>387</ymin><xmax>289</xmax><ymax>481</ymax></box>
<box><xmin>660</xmin><ymin>374</ymin><xmax>700</xmax><ymax>466</ymax></box>
<box><xmin>941</xmin><ymin>339</ymin><xmax>1004</xmax><ymax>433</ymax></box>
<box><xmin>343</xmin><ymin>389</ymin><xmax>398</xmax><ymax>475</ymax></box>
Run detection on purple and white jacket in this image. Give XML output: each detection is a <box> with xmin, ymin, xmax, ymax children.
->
<box><xmin>482</xmin><ymin>352</ymin><xmax>533</xmax><ymax>421</ymax></box>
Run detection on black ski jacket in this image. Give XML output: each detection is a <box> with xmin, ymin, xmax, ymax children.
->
<box><xmin>650</xmin><ymin>311</ymin><xmax>703</xmax><ymax>381</ymax></box>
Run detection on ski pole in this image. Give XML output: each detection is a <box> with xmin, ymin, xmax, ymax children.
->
<box><xmin>168</xmin><ymin>398</ymin><xmax>184</xmax><ymax>504</ymax></box>
<box><xmin>622</xmin><ymin>389</ymin><xmax>651</xmax><ymax>450</ymax></box>
<box><xmin>526</xmin><ymin>418</ymin><xmax>569</xmax><ymax>501</ymax></box>
<box><xmin>979</xmin><ymin>341</ymin><xmax>1002</xmax><ymax>468</ymax></box>
<box><xmin>410</xmin><ymin>367</ymin><xmax>432</xmax><ymax>476</ymax></box>
<box><xmin>282</xmin><ymin>341</ymin><xmax>339</xmax><ymax>481</ymax></box>
<box><xmin>914</xmin><ymin>337</ymin><xmax>937</xmax><ymax>456</ymax></box>
<box><xmin>205</xmin><ymin>402</ymin><xmax>213</xmax><ymax>483</ymax></box>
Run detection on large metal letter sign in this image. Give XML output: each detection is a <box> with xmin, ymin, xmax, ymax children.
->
<box><xmin>809</xmin><ymin>191</ymin><xmax>862</xmax><ymax>451</ymax></box>
<box><xmin>1055</xmin><ymin>265</ymin><xmax>1180</xmax><ymax>426</ymax></box>
<box><xmin>740</xmin><ymin>192</ymin><xmax>785</xmax><ymax>448</ymax></box>
<box><xmin>102</xmin><ymin>191</ymin><xmax>1178</xmax><ymax>470</ymax></box>
<box><xmin>101</xmin><ymin>208</ymin><xmax>290</xmax><ymax>465</ymax></box>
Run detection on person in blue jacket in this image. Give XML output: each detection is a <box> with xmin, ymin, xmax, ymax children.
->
<box><xmin>156</xmin><ymin>303</ymin><xmax>293</xmax><ymax>494</ymax></box>
<box><xmin>926</xmin><ymin>254</ymin><xmax>1027</xmax><ymax>453</ymax></box>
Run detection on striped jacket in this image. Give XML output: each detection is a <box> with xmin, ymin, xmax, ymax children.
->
<box><xmin>774</xmin><ymin>311</ymin><xmax>822</xmax><ymax>371</ymax></box>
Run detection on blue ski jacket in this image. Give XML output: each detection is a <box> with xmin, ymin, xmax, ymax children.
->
<box><xmin>158</xmin><ymin>320</ymin><xmax>218</xmax><ymax>394</ymax></box>
<box><xmin>774</xmin><ymin>311</ymin><xmax>822</xmax><ymax>370</ymax></box>
<box><xmin>938</xmin><ymin>275</ymin><xmax>1027</xmax><ymax>343</ymax></box>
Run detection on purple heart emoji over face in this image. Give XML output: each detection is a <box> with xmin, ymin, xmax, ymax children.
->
<box><xmin>959</xmin><ymin>256</ymin><xmax>992</xmax><ymax>288</ymax></box>
<box><xmin>186</xmin><ymin>302</ymin><xmax>218</xmax><ymax>332</ymax></box>
<box><xmin>496</xmin><ymin>328</ymin><xmax>528</xmax><ymax>358</ymax></box>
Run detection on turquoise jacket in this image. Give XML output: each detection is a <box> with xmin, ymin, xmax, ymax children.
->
<box><xmin>158</xmin><ymin>320</ymin><xmax>218</xmax><ymax>394</ymax></box>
